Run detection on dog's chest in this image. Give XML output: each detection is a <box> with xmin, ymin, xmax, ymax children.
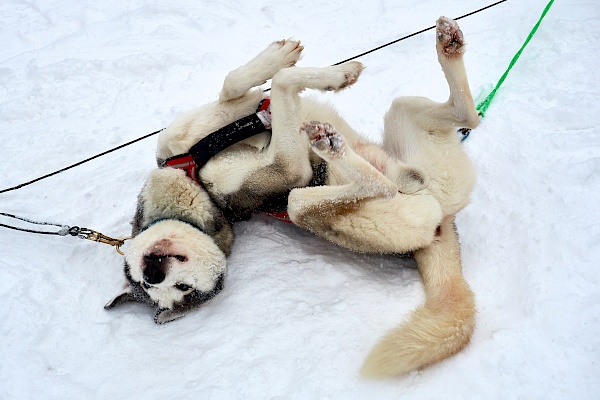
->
<box><xmin>198</xmin><ymin>133</ymin><xmax>271</xmax><ymax>196</ymax></box>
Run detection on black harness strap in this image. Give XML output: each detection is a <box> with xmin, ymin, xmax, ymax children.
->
<box><xmin>161</xmin><ymin>99</ymin><xmax>271</xmax><ymax>185</ymax></box>
<box><xmin>160</xmin><ymin>98</ymin><xmax>295</xmax><ymax>224</ymax></box>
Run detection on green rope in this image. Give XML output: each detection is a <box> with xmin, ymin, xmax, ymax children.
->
<box><xmin>476</xmin><ymin>0</ymin><xmax>555</xmax><ymax>117</ymax></box>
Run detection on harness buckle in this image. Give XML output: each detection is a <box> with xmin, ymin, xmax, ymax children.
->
<box><xmin>163</xmin><ymin>154</ymin><xmax>201</xmax><ymax>185</ymax></box>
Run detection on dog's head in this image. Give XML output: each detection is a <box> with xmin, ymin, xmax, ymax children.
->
<box><xmin>105</xmin><ymin>219</ymin><xmax>228</xmax><ymax>324</ymax></box>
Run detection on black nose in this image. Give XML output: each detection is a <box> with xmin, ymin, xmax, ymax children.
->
<box><xmin>143</xmin><ymin>254</ymin><xmax>166</xmax><ymax>284</ymax></box>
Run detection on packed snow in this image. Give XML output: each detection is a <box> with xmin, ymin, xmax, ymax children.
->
<box><xmin>1</xmin><ymin>0</ymin><xmax>598</xmax><ymax>398</ymax></box>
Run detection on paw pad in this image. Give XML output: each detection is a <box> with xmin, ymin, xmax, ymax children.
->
<box><xmin>301</xmin><ymin>121</ymin><xmax>345</xmax><ymax>158</ymax></box>
<box><xmin>436</xmin><ymin>17</ymin><xmax>464</xmax><ymax>57</ymax></box>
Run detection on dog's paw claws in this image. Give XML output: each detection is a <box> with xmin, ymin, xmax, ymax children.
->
<box><xmin>301</xmin><ymin>121</ymin><xmax>345</xmax><ymax>159</ymax></box>
<box><xmin>436</xmin><ymin>17</ymin><xmax>464</xmax><ymax>58</ymax></box>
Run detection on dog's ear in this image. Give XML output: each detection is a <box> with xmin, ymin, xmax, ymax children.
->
<box><xmin>104</xmin><ymin>283</ymin><xmax>136</xmax><ymax>309</ymax></box>
<box><xmin>154</xmin><ymin>308</ymin><xmax>187</xmax><ymax>324</ymax></box>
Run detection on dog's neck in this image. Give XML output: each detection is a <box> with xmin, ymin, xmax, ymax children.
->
<box><xmin>139</xmin><ymin>218</ymin><xmax>207</xmax><ymax>235</ymax></box>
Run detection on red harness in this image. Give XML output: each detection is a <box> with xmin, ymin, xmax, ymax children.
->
<box><xmin>261</xmin><ymin>211</ymin><xmax>293</xmax><ymax>224</ymax></box>
<box><xmin>164</xmin><ymin>154</ymin><xmax>199</xmax><ymax>185</ymax></box>
<box><xmin>162</xmin><ymin>98</ymin><xmax>292</xmax><ymax>224</ymax></box>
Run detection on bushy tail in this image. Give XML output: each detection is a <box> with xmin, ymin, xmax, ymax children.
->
<box><xmin>361</xmin><ymin>217</ymin><xmax>476</xmax><ymax>378</ymax></box>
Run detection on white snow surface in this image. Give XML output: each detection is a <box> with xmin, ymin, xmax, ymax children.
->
<box><xmin>1</xmin><ymin>0</ymin><xmax>599</xmax><ymax>399</ymax></box>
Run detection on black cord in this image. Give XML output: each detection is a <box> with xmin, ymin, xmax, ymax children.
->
<box><xmin>333</xmin><ymin>0</ymin><xmax>508</xmax><ymax>65</ymax></box>
<box><xmin>0</xmin><ymin>129</ymin><xmax>163</xmax><ymax>194</ymax></box>
<box><xmin>0</xmin><ymin>0</ymin><xmax>507</xmax><ymax>195</ymax></box>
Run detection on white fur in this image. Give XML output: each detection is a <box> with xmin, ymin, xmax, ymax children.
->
<box><xmin>126</xmin><ymin>169</ymin><xmax>228</xmax><ymax>309</ymax></box>
<box><xmin>141</xmin><ymin>168</ymin><xmax>217</xmax><ymax>228</ymax></box>
<box><xmin>125</xmin><ymin>220</ymin><xmax>226</xmax><ymax>309</ymax></box>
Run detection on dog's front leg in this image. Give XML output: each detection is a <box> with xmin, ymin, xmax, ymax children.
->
<box><xmin>265</xmin><ymin>62</ymin><xmax>365</xmax><ymax>187</ymax></box>
<box><xmin>219</xmin><ymin>39</ymin><xmax>304</xmax><ymax>103</ymax></box>
<box><xmin>206</xmin><ymin>62</ymin><xmax>365</xmax><ymax>218</ymax></box>
<box><xmin>227</xmin><ymin>62</ymin><xmax>363</xmax><ymax>199</ymax></box>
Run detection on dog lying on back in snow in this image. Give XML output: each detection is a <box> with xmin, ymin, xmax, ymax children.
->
<box><xmin>105</xmin><ymin>17</ymin><xmax>479</xmax><ymax>378</ymax></box>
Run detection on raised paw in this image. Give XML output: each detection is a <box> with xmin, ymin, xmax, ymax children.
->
<box><xmin>323</xmin><ymin>61</ymin><xmax>364</xmax><ymax>92</ymax></box>
<box><xmin>301</xmin><ymin>121</ymin><xmax>346</xmax><ymax>160</ymax></box>
<box><xmin>263</xmin><ymin>39</ymin><xmax>304</xmax><ymax>69</ymax></box>
<box><xmin>436</xmin><ymin>16</ymin><xmax>464</xmax><ymax>58</ymax></box>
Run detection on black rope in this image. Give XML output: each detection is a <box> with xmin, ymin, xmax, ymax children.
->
<box><xmin>333</xmin><ymin>0</ymin><xmax>507</xmax><ymax>65</ymax></box>
<box><xmin>0</xmin><ymin>129</ymin><xmax>163</xmax><ymax>194</ymax></box>
<box><xmin>0</xmin><ymin>0</ymin><xmax>507</xmax><ymax>195</ymax></box>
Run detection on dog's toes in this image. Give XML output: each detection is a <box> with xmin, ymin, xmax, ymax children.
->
<box><xmin>340</xmin><ymin>61</ymin><xmax>363</xmax><ymax>89</ymax></box>
<box><xmin>271</xmin><ymin>38</ymin><xmax>304</xmax><ymax>67</ymax></box>
<box><xmin>436</xmin><ymin>16</ymin><xmax>464</xmax><ymax>58</ymax></box>
<box><xmin>330</xmin><ymin>61</ymin><xmax>364</xmax><ymax>91</ymax></box>
<box><xmin>301</xmin><ymin>121</ymin><xmax>346</xmax><ymax>159</ymax></box>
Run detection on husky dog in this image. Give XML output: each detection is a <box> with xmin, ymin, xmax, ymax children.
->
<box><xmin>106</xmin><ymin>17</ymin><xmax>479</xmax><ymax>377</ymax></box>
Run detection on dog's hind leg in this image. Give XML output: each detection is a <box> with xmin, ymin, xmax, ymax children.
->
<box><xmin>219</xmin><ymin>39</ymin><xmax>304</xmax><ymax>102</ymax></box>
<box><xmin>383</xmin><ymin>17</ymin><xmax>478</xmax><ymax>216</ymax></box>
<box><xmin>256</xmin><ymin>61</ymin><xmax>365</xmax><ymax>188</ymax></box>
<box><xmin>298</xmin><ymin>121</ymin><xmax>398</xmax><ymax>199</ymax></box>
<box><xmin>288</xmin><ymin>121</ymin><xmax>442</xmax><ymax>254</ymax></box>
<box><xmin>383</xmin><ymin>16</ymin><xmax>479</xmax><ymax>157</ymax></box>
<box><xmin>430</xmin><ymin>16</ymin><xmax>480</xmax><ymax>129</ymax></box>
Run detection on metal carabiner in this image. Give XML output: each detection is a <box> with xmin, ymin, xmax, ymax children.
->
<box><xmin>68</xmin><ymin>226</ymin><xmax>131</xmax><ymax>255</ymax></box>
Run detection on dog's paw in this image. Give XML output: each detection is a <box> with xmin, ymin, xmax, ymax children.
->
<box><xmin>436</xmin><ymin>16</ymin><xmax>464</xmax><ymax>58</ymax></box>
<box><xmin>262</xmin><ymin>39</ymin><xmax>304</xmax><ymax>69</ymax></box>
<box><xmin>301</xmin><ymin>121</ymin><xmax>346</xmax><ymax>159</ymax></box>
<box><xmin>396</xmin><ymin>166</ymin><xmax>427</xmax><ymax>195</ymax></box>
<box><xmin>323</xmin><ymin>61</ymin><xmax>364</xmax><ymax>92</ymax></box>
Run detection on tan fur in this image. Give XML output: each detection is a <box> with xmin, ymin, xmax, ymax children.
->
<box><xmin>361</xmin><ymin>217</ymin><xmax>475</xmax><ymax>377</ymax></box>
<box><xmin>284</xmin><ymin>17</ymin><xmax>479</xmax><ymax>377</ymax></box>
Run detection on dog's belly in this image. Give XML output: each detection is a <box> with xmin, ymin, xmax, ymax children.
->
<box><xmin>353</xmin><ymin>142</ymin><xmax>394</xmax><ymax>175</ymax></box>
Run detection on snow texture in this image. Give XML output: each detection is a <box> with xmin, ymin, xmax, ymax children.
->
<box><xmin>1</xmin><ymin>0</ymin><xmax>599</xmax><ymax>399</ymax></box>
